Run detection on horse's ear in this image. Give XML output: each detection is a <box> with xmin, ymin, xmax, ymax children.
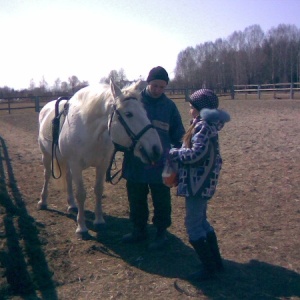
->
<box><xmin>110</xmin><ymin>79</ymin><xmax>122</xmax><ymax>99</ymax></box>
<box><xmin>133</xmin><ymin>80</ymin><xmax>147</xmax><ymax>92</ymax></box>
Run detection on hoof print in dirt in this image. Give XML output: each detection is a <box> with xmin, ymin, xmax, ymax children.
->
<box><xmin>174</xmin><ymin>279</ymin><xmax>205</xmax><ymax>298</ymax></box>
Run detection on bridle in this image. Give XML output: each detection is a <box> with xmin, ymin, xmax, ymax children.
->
<box><xmin>108</xmin><ymin>97</ymin><xmax>154</xmax><ymax>153</ymax></box>
<box><xmin>106</xmin><ymin>97</ymin><xmax>154</xmax><ymax>184</ymax></box>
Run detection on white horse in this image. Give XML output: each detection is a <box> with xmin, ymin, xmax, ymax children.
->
<box><xmin>38</xmin><ymin>80</ymin><xmax>162</xmax><ymax>239</ymax></box>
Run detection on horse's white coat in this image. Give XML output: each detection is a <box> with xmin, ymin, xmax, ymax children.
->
<box><xmin>38</xmin><ymin>80</ymin><xmax>162</xmax><ymax>237</ymax></box>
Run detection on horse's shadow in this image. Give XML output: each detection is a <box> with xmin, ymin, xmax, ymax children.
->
<box><xmin>0</xmin><ymin>136</ymin><xmax>58</xmax><ymax>299</ymax></box>
<box><xmin>76</xmin><ymin>210</ymin><xmax>300</xmax><ymax>299</ymax></box>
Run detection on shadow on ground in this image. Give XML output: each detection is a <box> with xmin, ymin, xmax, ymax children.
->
<box><xmin>78</xmin><ymin>211</ymin><xmax>300</xmax><ymax>299</ymax></box>
<box><xmin>0</xmin><ymin>136</ymin><xmax>58</xmax><ymax>299</ymax></box>
<box><xmin>1</xmin><ymin>133</ymin><xmax>299</xmax><ymax>299</ymax></box>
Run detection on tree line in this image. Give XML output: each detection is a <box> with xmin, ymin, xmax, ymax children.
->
<box><xmin>172</xmin><ymin>24</ymin><xmax>300</xmax><ymax>92</ymax></box>
<box><xmin>0</xmin><ymin>70</ymin><xmax>129</xmax><ymax>99</ymax></box>
<box><xmin>1</xmin><ymin>24</ymin><xmax>299</xmax><ymax>98</ymax></box>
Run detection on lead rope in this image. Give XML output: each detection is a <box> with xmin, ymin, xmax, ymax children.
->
<box><xmin>105</xmin><ymin>149</ymin><xmax>123</xmax><ymax>185</ymax></box>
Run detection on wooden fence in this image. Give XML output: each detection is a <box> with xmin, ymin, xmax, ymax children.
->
<box><xmin>0</xmin><ymin>95</ymin><xmax>69</xmax><ymax>114</ymax></box>
<box><xmin>1</xmin><ymin>83</ymin><xmax>300</xmax><ymax>114</ymax></box>
<box><xmin>166</xmin><ymin>83</ymin><xmax>300</xmax><ymax>100</ymax></box>
<box><xmin>233</xmin><ymin>82</ymin><xmax>300</xmax><ymax>100</ymax></box>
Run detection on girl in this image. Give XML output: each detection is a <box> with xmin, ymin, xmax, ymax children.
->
<box><xmin>169</xmin><ymin>89</ymin><xmax>230</xmax><ymax>281</ymax></box>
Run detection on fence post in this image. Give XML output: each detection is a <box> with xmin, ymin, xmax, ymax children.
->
<box><xmin>8</xmin><ymin>99</ymin><xmax>11</xmax><ymax>114</ymax></box>
<box><xmin>35</xmin><ymin>96</ymin><xmax>40</xmax><ymax>112</ymax></box>
<box><xmin>290</xmin><ymin>83</ymin><xmax>294</xmax><ymax>99</ymax></box>
<box><xmin>230</xmin><ymin>86</ymin><xmax>235</xmax><ymax>99</ymax></box>
<box><xmin>184</xmin><ymin>88</ymin><xmax>189</xmax><ymax>101</ymax></box>
<box><xmin>257</xmin><ymin>85</ymin><xmax>261</xmax><ymax>99</ymax></box>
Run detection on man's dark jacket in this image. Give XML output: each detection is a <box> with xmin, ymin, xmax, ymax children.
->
<box><xmin>122</xmin><ymin>88</ymin><xmax>185</xmax><ymax>183</ymax></box>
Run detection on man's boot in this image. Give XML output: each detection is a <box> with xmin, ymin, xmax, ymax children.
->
<box><xmin>206</xmin><ymin>231</ymin><xmax>224</xmax><ymax>272</ymax></box>
<box><xmin>188</xmin><ymin>237</ymin><xmax>217</xmax><ymax>281</ymax></box>
<box><xmin>148</xmin><ymin>228</ymin><xmax>168</xmax><ymax>250</ymax></box>
<box><xmin>122</xmin><ymin>227</ymin><xmax>148</xmax><ymax>244</ymax></box>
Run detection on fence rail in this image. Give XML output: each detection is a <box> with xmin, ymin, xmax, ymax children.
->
<box><xmin>233</xmin><ymin>82</ymin><xmax>300</xmax><ymax>99</ymax></box>
<box><xmin>166</xmin><ymin>83</ymin><xmax>300</xmax><ymax>100</ymax></box>
<box><xmin>1</xmin><ymin>83</ymin><xmax>300</xmax><ymax>114</ymax></box>
<box><xmin>0</xmin><ymin>95</ymin><xmax>69</xmax><ymax>114</ymax></box>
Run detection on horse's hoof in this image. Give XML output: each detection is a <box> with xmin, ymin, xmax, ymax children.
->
<box><xmin>94</xmin><ymin>223</ymin><xmax>106</xmax><ymax>232</ymax></box>
<box><xmin>37</xmin><ymin>203</ymin><xmax>47</xmax><ymax>210</ymax></box>
<box><xmin>68</xmin><ymin>207</ymin><xmax>78</xmax><ymax>214</ymax></box>
<box><xmin>76</xmin><ymin>231</ymin><xmax>91</xmax><ymax>240</ymax></box>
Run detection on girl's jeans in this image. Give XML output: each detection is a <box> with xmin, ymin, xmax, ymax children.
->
<box><xmin>185</xmin><ymin>196</ymin><xmax>214</xmax><ymax>241</ymax></box>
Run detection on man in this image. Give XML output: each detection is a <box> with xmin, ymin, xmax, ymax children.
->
<box><xmin>122</xmin><ymin>66</ymin><xmax>185</xmax><ymax>250</ymax></box>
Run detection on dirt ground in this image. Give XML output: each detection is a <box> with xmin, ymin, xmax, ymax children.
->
<box><xmin>0</xmin><ymin>98</ymin><xmax>299</xmax><ymax>300</ymax></box>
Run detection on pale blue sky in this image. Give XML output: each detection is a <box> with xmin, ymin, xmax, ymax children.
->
<box><xmin>1</xmin><ymin>0</ymin><xmax>300</xmax><ymax>89</ymax></box>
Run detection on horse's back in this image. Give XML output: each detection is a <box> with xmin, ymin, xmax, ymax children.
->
<box><xmin>38</xmin><ymin>99</ymin><xmax>69</xmax><ymax>156</ymax></box>
<box><xmin>58</xmin><ymin>85</ymin><xmax>114</xmax><ymax>168</ymax></box>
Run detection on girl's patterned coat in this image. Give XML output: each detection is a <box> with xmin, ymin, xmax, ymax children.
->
<box><xmin>169</xmin><ymin>108</ymin><xmax>230</xmax><ymax>199</ymax></box>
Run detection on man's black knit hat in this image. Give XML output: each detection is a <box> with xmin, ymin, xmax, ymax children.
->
<box><xmin>146</xmin><ymin>66</ymin><xmax>169</xmax><ymax>84</ymax></box>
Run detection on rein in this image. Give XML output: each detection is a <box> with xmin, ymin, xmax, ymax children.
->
<box><xmin>51</xmin><ymin>96</ymin><xmax>70</xmax><ymax>179</ymax></box>
<box><xmin>105</xmin><ymin>148</ymin><xmax>123</xmax><ymax>185</ymax></box>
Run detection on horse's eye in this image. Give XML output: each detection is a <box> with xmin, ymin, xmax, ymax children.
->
<box><xmin>125</xmin><ymin>112</ymin><xmax>133</xmax><ymax>118</ymax></box>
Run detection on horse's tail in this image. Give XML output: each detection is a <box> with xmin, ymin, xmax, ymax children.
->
<box><xmin>52</xmin><ymin>159</ymin><xmax>67</xmax><ymax>192</ymax></box>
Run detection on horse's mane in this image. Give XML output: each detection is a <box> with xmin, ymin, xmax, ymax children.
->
<box><xmin>119</xmin><ymin>83</ymin><xmax>142</xmax><ymax>102</ymax></box>
<box><xmin>73</xmin><ymin>82</ymin><xmax>142</xmax><ymax>119</ymax></box>
<box><xmin>72</xmin><ymin>84</ymin><xmax>111</xmax><ymax>117</ymax></box>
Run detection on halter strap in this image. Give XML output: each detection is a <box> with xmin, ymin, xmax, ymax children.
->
<box><xmin>108</xmin><ymin>97</ymin><xmax>154</xmax><ymax>152</ymax></box>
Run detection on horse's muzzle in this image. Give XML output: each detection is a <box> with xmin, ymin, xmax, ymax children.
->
<box><xmin>139</xmin><ymin>145</ymin><xmax>161</xmax><ymax>164</ymax></box>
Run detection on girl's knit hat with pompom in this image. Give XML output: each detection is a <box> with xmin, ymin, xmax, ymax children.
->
<box><xmin>189</xmin><ymin>89</ymin><xmax>219</xmax><ymax>111</ymax></box>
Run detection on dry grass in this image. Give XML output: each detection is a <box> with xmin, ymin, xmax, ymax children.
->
<box><xmin>0</xmin><ymin>97</ymin><xmax>299</xmax><ymax>299</ymax></box>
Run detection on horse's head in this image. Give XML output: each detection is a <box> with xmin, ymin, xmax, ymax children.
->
<box><xmin>108</xmin><ymin>80</ymin><xmax>162</xmax><ymax>164</ymax></box>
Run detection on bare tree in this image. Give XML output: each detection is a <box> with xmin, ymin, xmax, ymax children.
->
<box><xmin>68</xmin><ymin>75</ymin><xmax>80</xmax><ymax>93</ymax></box>
<box><xmin>108</xmin><ymin>70</ymin><xmax>119</xmax><ymax>83</ymax></box>
<box><xmin>118</xmin><ymin>68</ymin><xmax>127</xmax><ymax>87</ymax></box>
<box><xmin>61</xmin><ymin>81</ymin><xmax>69</xmax><ymax>93</ymax></box>
<box><xmin>39</xmin><ymin>76</ymin><xmax>48</xmax><ymax>92</ymax></box>
<box><xmin>99</xmin><ymin>69</ymin><xmax>127</xmax><ymax>86</ymax></box>
<box><xmin>29</xmin><ymin>79</ymin><xmax>35</xmax><ymax>90</ymax></box>
<box><xmin>53</xmin><ymin>78</ymin><xmax>62</xmax><ymax>92</ymax></box>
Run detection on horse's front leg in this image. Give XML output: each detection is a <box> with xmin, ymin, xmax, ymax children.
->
<box><xmin>71</xmin><ymin>167</ymin><xmax>89</xmax><ymax>239</ymax></box>
<box><xmin>93</xmin><ymin>167</ymin><xmax>106</xmax><ymax>231</ymax></box>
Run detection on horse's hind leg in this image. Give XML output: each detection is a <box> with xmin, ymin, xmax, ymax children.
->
<box><xmin>38</xmin><ymin>153</ymin><xmax>51</xmax><ymax>210</ymax></box>
<box><xmin>93</xmin><ymin>167</ymin><xmax>106</xmax><ymax>231</ymax></box>
<box><xmin>65</xmin><ymin>166</ymin><xmax>77</xmax><ymax>214</ymax></box>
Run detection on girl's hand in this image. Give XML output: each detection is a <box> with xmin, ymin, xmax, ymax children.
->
<box><xmin>169</xmin><ymin>148</ymin><xmax>179</xmax><ymax>160</ymax></box>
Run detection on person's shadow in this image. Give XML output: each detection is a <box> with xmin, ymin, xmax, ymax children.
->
<box><xmin>79</xmin><ymin>212</ymin><xmax>300</xmax><ymax>300</ymax></box>
<box><xmin>1</xmin><ymin>130</ymin><xmax>299</xmax><ymax>299</ymax></box>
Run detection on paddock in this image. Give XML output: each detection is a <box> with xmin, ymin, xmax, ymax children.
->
<box><xmin>0</xmin><ymin>97</ymin><xmax>299</xmax><ymax>299</ymax></box>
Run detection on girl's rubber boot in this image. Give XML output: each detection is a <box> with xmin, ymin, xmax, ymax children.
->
<box><xmin>206</xmin><ymin>231</ymin><xmax>225</xmax><ymax>272</ymax></box>
<box><xmin>188</xmin><ymin>237</ymin><xmax>217</xmax><ymax>281</ymax></box>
